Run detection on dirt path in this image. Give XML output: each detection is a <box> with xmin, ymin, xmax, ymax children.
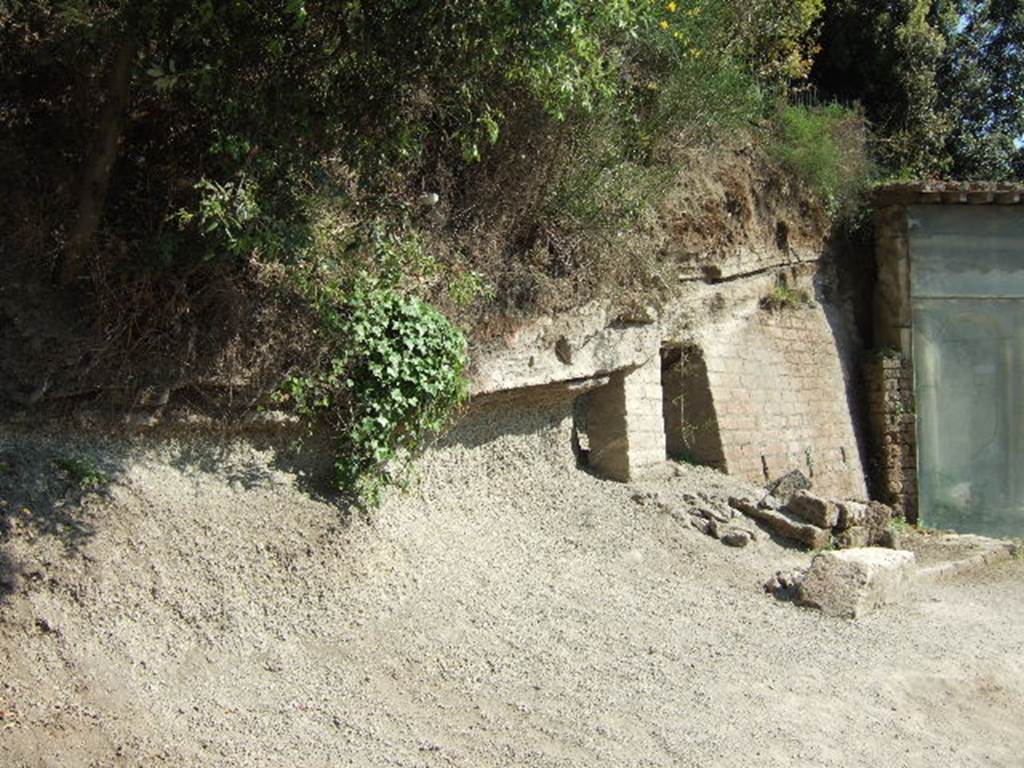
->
<box><xmin>1</xmin><ymin>401</ymin><xmax>1022</xmax><ymax>767</ymax></box>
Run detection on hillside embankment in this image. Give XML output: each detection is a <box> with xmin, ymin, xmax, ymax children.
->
<box><xmin>1</xmin><ymin>399</ymin><xmax>1022</xmax><ymax>768</ymax></box>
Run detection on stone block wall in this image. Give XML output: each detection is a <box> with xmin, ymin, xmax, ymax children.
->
<box><xmin>864</xmin><ymin>353</ymin><xmax>918</xmax><ymax>522</ymax></box>
<box><xmin>872</xmin><ymin>205</ymin><xmax>912</xmax><ymax>354</ymax></box>
<box><xmin>699</xmin><ymin>302</ymin><xmax>868</xmax><ymax>499</ymax></box>
<box><xmin>585</xmin><ymin>356</ymin><xmax>667</xmax><ymax>481</ymax></box>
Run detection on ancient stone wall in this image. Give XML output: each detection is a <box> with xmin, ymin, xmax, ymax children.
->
<box><xmin>699</xmin><ymin>301</ymin><xmax>868</xmax><ymax>499</ymax></box>
<box><xmin>585</xmin><ymin>356</ymin><xmax>667</xmax><ymax>481</ymax></box>
<box><xmin>863</xmin><ymin>353</ymin><xmax>918</xmax><ymax>522</ymax></box>
<box><xmin>872</xmin><ymin>205</ymin><xmax>912</xmax><ymax>354</ymax></box>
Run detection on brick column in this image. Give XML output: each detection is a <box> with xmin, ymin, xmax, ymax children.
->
<box><xmin>587</xmin><ymin>356</ymin><xmax>666</xmax><ymax>481</ymax></box>
<box><xmin>864</xmin><ymin>352</ymin><xmax>918</xmax><ymax>522</ymax></box>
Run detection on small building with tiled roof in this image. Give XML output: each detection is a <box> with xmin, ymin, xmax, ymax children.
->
<box><xmin>868</xmin><ymin>182</ymin><xmax>1024</xmax><ymax>536</ymax></box>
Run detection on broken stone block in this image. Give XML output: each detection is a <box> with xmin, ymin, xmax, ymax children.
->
<box><xmin>835</xmin><ymin>501</ymin><xmax>868</xmax><ymax>531</ymax></box>
<box><xmin>758</xmin><ymin>494</ymin><xmax>783</xmax><ymax>511</ymax></box>
<box><xmin>765</xmin><ymin>469</ymin><xmax>811</xmax><ymax>502</ymax></box>
<box><xmin>833</xmin><ymin>526</ymin><xmax>871</xmax><ymax>549</ymax></box>
<box><xmin>785</xmin><ymin>490</ymin><xmax>839</xmax><ymax>529</ymax></box>
<box><xmin>764</xmin><ymin>568</ymin><xmax>805</xmax><ymax>596</ymax></box>
<box><xmin>864</xmin><ymin>502</ymin><xmax>894</xmax><ymax>539</ymax></box>
<box><xmin>796</xmin><ymin>548</ymin><xmax>917</xmax><ymax>619</ymax></box>
<box><xmin>730</xmin><ymin>500</ymin><xmax>831</xmax><ymax>550</ymax></box>
<box><xmin>727</xmin><ymin>495</ymin><xmax>759</xmax><ymax>516</ymax></box>
<box><xmin>699</xmin><ymin>507</ymin><xmax>731</xmax><ymax>524</ymax></box>
<box><xmin>689</xmin><ymin>516</ymin><xmax>712</xmax><ymax>536</ymax></box>
<box><xmin>720</xmin><ymin>528</ymin><xmax>753</xmax><ymax>548</ymax></box>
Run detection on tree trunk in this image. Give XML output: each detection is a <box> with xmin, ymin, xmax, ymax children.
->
<box><xmin>60</xmin><ymin>35</ymin><xmax>138</xmax><ymax>286</ymax></box>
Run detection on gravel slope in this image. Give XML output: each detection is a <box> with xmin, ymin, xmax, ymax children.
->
<box><xmin>1</xmin><ymin>399</ymin><xmax>1022</xmax><ymax>767</ymax></box>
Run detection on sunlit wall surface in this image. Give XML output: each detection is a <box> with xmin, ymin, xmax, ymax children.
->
<box><xmin>911</xmin><ymin>206</ymin><xmax>1024</xmax><ymax>537</ymax></box>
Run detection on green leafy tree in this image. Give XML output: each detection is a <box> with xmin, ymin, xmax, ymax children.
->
<box><xmin>810</xmin><ymin>0</ymin><xmax>1024</xmax><ymax>180</ymax></box>
<box><xmin>810</xmin><ymin>0</ymin><xmax>950</xmax><ymax>177</ymax></box>
<box><xmin>937</xmin><ymin>0</ymin><xmax>1024</xmax><ymax>180</ymax></box>
<box><xmin>737</xmin><ymin>0</ymin><xmax>825</xmax><ymax>82</ymax></box>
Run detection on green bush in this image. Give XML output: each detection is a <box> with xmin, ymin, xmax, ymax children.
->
<box><xmin>281</xmin><ymin>279</ymin><xmax>467</xmax><ymax>507</ymax></box>
<box><xmin>56</xmin><ymin>455</ymin><xmax>109</xmax><ymax>492</ymax></box>
<box><xmin>769</xmin><ymin>104</ymin><xmax>871</xmax><ymax>213</ymax></box>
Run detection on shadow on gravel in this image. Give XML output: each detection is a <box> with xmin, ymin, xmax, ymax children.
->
<box><xmin>0</xmin><ymin>444</ymin><xmax>124</xmax><ymax>556</ymax></box>
<box><xmin>0</xmin><ymin>547</ymin><xmax>22</xmax><ymax>600</ymax></box>
<box><xmin>166</xmin><ymin>433</ymin><xmax>356</xmax><ymax>523</ymax></box>
<box><xmin>169</xmin><ymin>441</ymin><xmax>278</xmax><ymax>490</ymax></box>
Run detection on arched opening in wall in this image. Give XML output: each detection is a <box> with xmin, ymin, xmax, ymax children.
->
<box><xmin>661</xmin><ymin>344</ymin><xmax>725</xmax><ymax>468</ymax></box>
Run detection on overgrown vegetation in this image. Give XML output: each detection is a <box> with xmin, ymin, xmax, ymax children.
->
<box><xmin>770</xmin><ymin>104</ymin><xmax>872</xmax><ymax>213</ymax></box>
<box><xmin>761</xmin><ymin>282</ymin><xmax>813</xmax><ymax>312</ymax></box>
<box><xmin>1</xmin><ymin>0</ymin><xmax>1016</xmax><ymax>503</ymax></box>
<box><xmin>811</xmin><ymin>0</ymin><xmax>1024</xmax><ymax>180</ymax></box>
<box><xmin>1</xmin><ymin>0</ymin><xmax>828</xmax><ymax>503</ymax></box>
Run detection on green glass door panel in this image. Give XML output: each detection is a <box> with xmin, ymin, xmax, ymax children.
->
<box><xmin>913</xmin><ymin>298</ymin><xmax>1024</xmax><ymax>537</ymax></box>
<box><xmin>909</xmin><ymin>205</ymin><xmax>1024</xmax><ymax>537</ymax></box>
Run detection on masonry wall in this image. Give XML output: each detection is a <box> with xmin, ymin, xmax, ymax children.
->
<box><xmin>863</xmin><ymin>353</ymin><xmax>918</xmax><ymax>522</ymax></box>
<box><xmin>700</xmin><ymin>302</ymin><xmax>868</xmax><ymax>499</ymax></box>
<box><xmin>586</xmin><ymin>356</ymin><xmax>666</xmax><ymax>481</ymax></box>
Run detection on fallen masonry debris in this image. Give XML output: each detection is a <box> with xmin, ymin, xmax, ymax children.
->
<box><xmin>765</xmin><ymin>469</ymin><xmax>812</xmax><ymax>503</ymax></box>
<box><xmin>633</xmin><ymin>487</ymin><xmax>761</xmax><ymax>549</ymax></box>
<box><xmin>725</xmin><ymin>483</ymin><xmax>894</xmax><ymax>552</ymax></box>
<box><xmin>785</xmin><ymin>490</ymin><xmax>839</xmax><ymax>529</ymax></box>
<box><xmin>795</xmin><ymin>548</ymin><xmax>917</xmax><ymax>619</ymax></box>
<box><xmin>729</xmin><ymin>498</ymin><xmax>832</xmax><ymax>550</ymax></box>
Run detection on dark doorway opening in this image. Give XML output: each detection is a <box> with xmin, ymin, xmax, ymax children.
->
<box><xmin>661</xmin><ymin>344</ymin><xmax>725</xmax><ymax>468</ymax></box>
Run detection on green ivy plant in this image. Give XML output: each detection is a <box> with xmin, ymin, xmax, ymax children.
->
<box><xmin>282</xmin><ymin>278</ymin><xmax>468</xmax><ymax>507</ymax></box>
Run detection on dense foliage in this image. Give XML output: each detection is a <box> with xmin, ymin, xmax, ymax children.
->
<box><xmin>1</xmin><ymin>0</ymin><xmax>936</xmax><ymax>503</ymax></box>
<box><xmin>281</xmin><ymin>279</ymin><xmax>468</xmax><ymax>506</ymax></box>
<box><xmin>938</xmin><ymin>0</ymin><xmax>1024</xmax><ymax>179</ymax></box>
<box><xmin>811</xmin><ymin>0</ymin><xmax>1024</xmax><ymax>180</ymax></box>
<box><xmin>770</xmin><ymin>104</ymin><xmax>871</xmax><ymax>212</ymax></box>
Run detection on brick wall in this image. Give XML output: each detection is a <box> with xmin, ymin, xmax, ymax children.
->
<box><xmin>585</xmin><ymin>356</ymin><xmax>667</xmax><ymax>481</ymax></box>
<box><xmin>700</xmin><ymin>302</ymin><xmax>868</xmax><ymax>499</ymax></box>
<box><xmin>864</xmin><ymin>353</ymin><xmax>918</xmax><ymax>522</ymax></box>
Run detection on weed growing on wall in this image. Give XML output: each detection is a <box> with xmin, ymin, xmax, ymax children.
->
<box><xmin>760</xmin><ymin>283</ymin><xmax>811</xmax><ymax>312</ymax></box>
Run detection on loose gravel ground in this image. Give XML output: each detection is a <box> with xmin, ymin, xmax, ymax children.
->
<box><xmin>1</xmin><ymin>398</ymin><xmax>1022</xmax><ymax>767</ymax></box>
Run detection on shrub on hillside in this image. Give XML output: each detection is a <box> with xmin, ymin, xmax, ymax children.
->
<box><xmin>769</xmin><ymin>104</ymin><xmax>872</xmax><ymax>214</ymax></box>
<box><xmin>279</xmin><ymin>278</ymin><xmax>468</xmax><ymax>507</ymax></box>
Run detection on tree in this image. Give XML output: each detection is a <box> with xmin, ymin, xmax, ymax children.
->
<box><xmin>938</xmin><ymin>0</ymin><xmax>1024</xmax><ymax>180</ymax></box>
<box><xmin>810</xmin><ymin>0</ymin><xmax>950</xmax><ymax>177</ymax></box>
<box><xmin>810</xmin><ymin>0</ymin><xmax>1024</xmax><ymax>180</ymax></box>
